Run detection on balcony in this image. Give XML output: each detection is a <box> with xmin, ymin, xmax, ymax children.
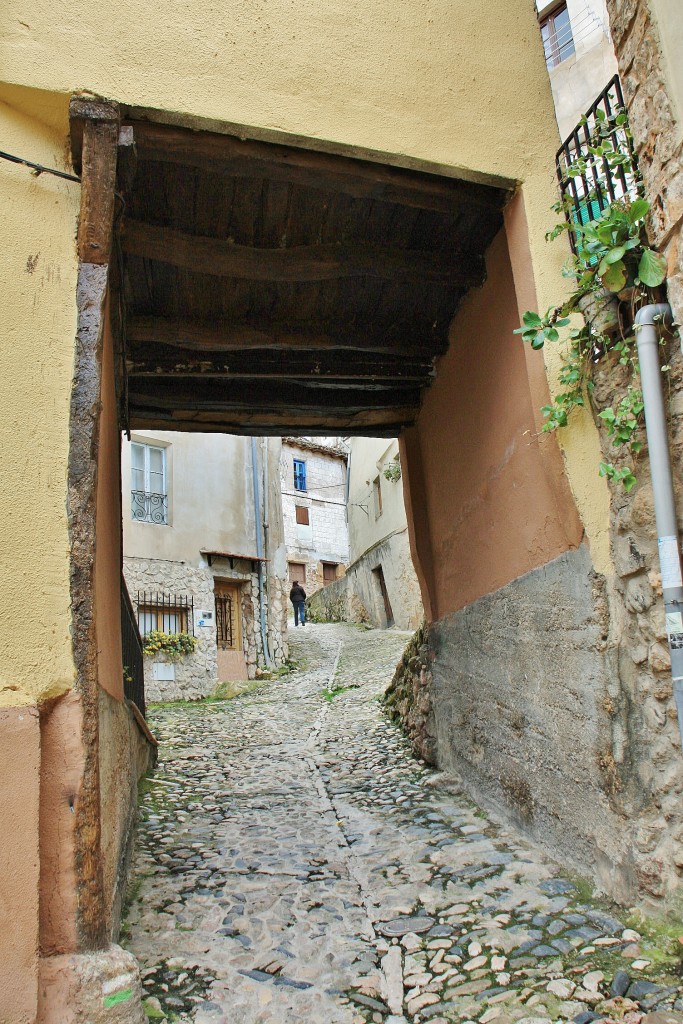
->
<box><xmin>131</xmin><ymin>490</ymin><xmax>168</xmax><ymax>525</ymax></box>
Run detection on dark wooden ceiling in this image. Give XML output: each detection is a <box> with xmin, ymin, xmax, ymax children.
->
<box><xmin>116</xmin><ymin>120</ymin><xmax>508</xmax><ymax>436</ymax></box>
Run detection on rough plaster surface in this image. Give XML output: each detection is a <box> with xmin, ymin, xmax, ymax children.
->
<box><xmin>428</xmin><ymin>546</ymin><xmax>644</xmax><ymax>903</ymax></box>
<box><xmin>0</xmin><ymin>95</ymin><xmax>78</xmax><ymax>707</ymax></box>
<box><xmin>0</xmin><ymin>706</ymin><xmax>40</xmax><ymax>1024</ymax></box>
<box><xmin>38</xmin><ymin>944</ymin><xmax>145</xmax><ymax>1024</ymax></box>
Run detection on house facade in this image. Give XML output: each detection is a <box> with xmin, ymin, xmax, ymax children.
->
<box><xmin>280</xmin><ymin>437</ymin><xmax>349</xmax><ymax>597</ymax></box>
<box><xmin>308</xmin><ymin>437</ymin><xmax>423</xmax><ymax>630</ymax></box>
<box><xmin>122</xmin><ymin>432</ymin><xmax>288</xmax><ymax>700</ymax></box>
<box><xmin>537</xmin><ymin>0</ymin><xmax>619</xmax><ymax>138</ymax></box>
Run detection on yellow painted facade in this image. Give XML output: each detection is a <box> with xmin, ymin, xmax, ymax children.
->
<box><xmin>0</xmin><ymin>0</ymin><xmax>613</xmax><ymax>703</ymax></box>
<box><xmin>0</xmin><ymin>86</ymin><xmax>79</xmax><ymax>707</ymax></box>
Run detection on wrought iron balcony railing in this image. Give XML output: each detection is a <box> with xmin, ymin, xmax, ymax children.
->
<box><xmin>131</xmin><ymin>490</ymin><xmax>168</xmax><ymax>525</ymax></box>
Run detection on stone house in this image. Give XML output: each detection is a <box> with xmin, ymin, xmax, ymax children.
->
<box><xmin>122</xmin><ymin>432</ymin><xmax>288</xmax><ymax>701</ymax></box>
<box><xmin>280</xmin><ymin>437</ymin><xmax>349</xmax><ymax>597</ymax></box>
<box><xmin>308</xmin><ymin>437</ymin><xmax>423</xmax><ymax>630</ymax></box>
<box><xmin>2</xmin><ymin>0</ymin><xmax>683</xmax><ymax>1018</ymax></box>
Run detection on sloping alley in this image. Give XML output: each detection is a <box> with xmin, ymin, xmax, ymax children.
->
<box><xmin>123</xmin><ymin>625</ymin><xmax>683</xmax><ymax>1024</ymax></box>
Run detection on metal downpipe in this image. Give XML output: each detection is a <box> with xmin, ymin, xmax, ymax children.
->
<box><xmin>251</xmin><ymin>436</ymin><xmax>273</xmax><ymax>668</ymax></box>
<box><xmin>634</xmin><ymin>302</ymin><xmax>683</xmax><ymax>745</ymax></box>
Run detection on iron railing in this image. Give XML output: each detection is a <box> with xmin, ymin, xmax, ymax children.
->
<box><xmin>556</xmin><ymin>75</ymin><xmax>640</xmax><ymax>253</ymax></box>
<box><xmin>121</xmin><ymin>577</ymin><xmax>146</xmax><ymax>717</ymax></box>
<box><xmin>131</xmin><ymin>490</ymin><xmax>168</xmax><ymax>525</ymax></box>
<box><xmin>136</xmin><ymin>591</ymin><xmax>194</xmax><ymax>637</ymax></box>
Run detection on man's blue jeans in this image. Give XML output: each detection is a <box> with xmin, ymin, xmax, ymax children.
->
<box><xmin>294</xmin><ymin>601</ymin><xmax>306</xmax><ymax>626</ymax></box>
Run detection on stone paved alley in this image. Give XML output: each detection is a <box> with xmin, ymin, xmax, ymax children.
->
<box><xmin>123</xmin><ymin>624</ymin><xmax>683</xmax><ymax>1024</ymax></box>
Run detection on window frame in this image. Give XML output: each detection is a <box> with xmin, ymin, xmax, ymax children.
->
<box><xmin>131</xmin><ymin>441</ymin><xmax>169</xmax><ymax>525</ymax></box>
<box><xmin>540</xmin><ymin>2</ymin><xmax>575</xmax><ymax>70</ymax></box>
<box><xmin>295</xmin><ymin>505</ymin><xmax>310</xmax><ymax>526</ymax></box>
<box><xmin>293</xmin><ymin>458</ymin><xmax>307</xmax><ymax>492</ymax></box>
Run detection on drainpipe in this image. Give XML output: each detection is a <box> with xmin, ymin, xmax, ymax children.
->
<box><xmin>262</xmin><ymin>437</ymin><xmax>273</xmax><ymax>662</ymax></box>
<box><xmin>251</xmin><ymin>437</ymin><xmax>273</xmax><ymax>668</ymax></box>
<box><xmin>634</xmin><ymin>303</ymin><xmax>683</xmax><ymax>746</ymax></box>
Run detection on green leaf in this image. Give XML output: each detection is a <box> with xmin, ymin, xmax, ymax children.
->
<box><xmin>522</xmin><ymin>311</ymin><xmax>543</xmax><ymax>327</ymax></box>
<box><xmin>604</xmin><ymin>245</ymin><xmax>627</xmax><ymax>266</ymax></box>
<box><xmin>600</xmin><ymin>260</ymin><xmax>628</xmax><ymax>292</ymax></box>
<box><xmin>638</xmin><ymin>247</ymin><xmax>667</xmax><ymax>287</ymax></box>
<box><xmin>628</xmin><ymin>198</ymin><xmax>650</xmax><ymax>223</ymax></box>
<box><xmin>531</xmin><ymin>337</ymin><xmax>545</xmax><ymax>350</ymax></box>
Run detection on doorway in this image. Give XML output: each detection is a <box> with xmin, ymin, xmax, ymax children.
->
<box><xmin>372</xmin><ymin>565</ymin><xmax>394</xmax><ymax>628</ymax></box>
<box><xmin>214</xmin><ymin>581</ymin><xmax>247</xmax><ymax>681</ymax></box>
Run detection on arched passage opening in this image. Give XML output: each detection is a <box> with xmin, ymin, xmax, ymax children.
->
<box><xmin>53</xmin><ymin>100</ymin><xmax>625</xmax><ymax>997</ymax></box>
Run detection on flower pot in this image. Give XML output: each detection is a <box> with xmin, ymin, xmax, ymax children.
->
<box><xmin>578</xmin><ymin>287</ymin><xmax>620</xmax><ymax>336</ymax></box>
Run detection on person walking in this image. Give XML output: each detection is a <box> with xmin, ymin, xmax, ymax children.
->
<box><xmin>289</xmin><ymin>580</ymin><xmax>307</xmax><ymax>627</ymax></box>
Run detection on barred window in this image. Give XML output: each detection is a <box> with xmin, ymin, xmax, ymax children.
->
<box><xmin>136</xmin><ymin>591</ymin><xmax>193</xmax><ymax>636</ymax></box>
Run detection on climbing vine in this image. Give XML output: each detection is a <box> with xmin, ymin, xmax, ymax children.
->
<box><xmin>514</xmin><ymin>107</ymin><xmax>669</xmax><ymax>491</ymax></box>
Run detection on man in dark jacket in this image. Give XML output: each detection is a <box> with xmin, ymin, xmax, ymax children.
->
<box><xmin>289</xmin><ymin>581</ymin><xmax>307</xmax><ymax>626</ymax></box>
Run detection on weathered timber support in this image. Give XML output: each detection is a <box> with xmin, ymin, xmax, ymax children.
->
<box><xmin>66</xmin><ymin>96</ymin><xmax>119</xmax><ymax>951</ymax></box>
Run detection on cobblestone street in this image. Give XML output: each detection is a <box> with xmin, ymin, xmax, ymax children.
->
<box><xmin>124</xmin><ymin>624</ymin><xmax>683</xmax><ymax>1024</ymax></box>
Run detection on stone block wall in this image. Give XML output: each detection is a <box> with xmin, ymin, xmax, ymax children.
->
<box><xmin>123</xmin><ymin>557</ymin><xmax>287</xmax><ymax>702</ymax></box>
<box><xmin>606</xmin><ymin>0</ymin><xmax>683</xmax><ymax>322</ymax></box>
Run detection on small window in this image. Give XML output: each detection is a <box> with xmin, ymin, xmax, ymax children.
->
<box><xmin>373</xmin><ymin>476</ymin><xmax>383</xmax><ymax>519</ymax></box>
<box><xmin>293</xmin><ymin>459</ymin><xmax>307</xmax><ymax>491</ymax></box>
<box><xmin>323</xmin><ymin>563</ymin><xmax>338</xmax><ymax>583</ymax></box>
<box><xmin>295</xmin><ymin>505</ymin><xmax>310</xmax><ymax>526</ymax></box>
<box><xmin>131</xmin><ymin>442</ymin><xmax>168</xmax><ymax>524</ymax></box>
<box><xmin>541</xmin><ymin>3</ymin><xmax>575</xmax><ymax>69</ymax></box>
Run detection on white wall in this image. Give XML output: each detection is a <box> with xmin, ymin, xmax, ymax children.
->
<box><xmin>122</xmin><ymin>431</ymin><xmax>258</xmax><ymax>565</ymax></box>
<box><xmin>280</xmin><ymin>440</ymin><xmax>349</xmax><ymax>576</ymax></box>
<box><xmin>347</xmin><ymin>438</ymin><xmax>407</xmax><ymax>563</ymax></box>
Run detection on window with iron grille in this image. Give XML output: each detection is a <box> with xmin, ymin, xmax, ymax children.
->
<box><xmin>136</xmin><ymin>591</ymin><xmax>193</xmax><ymax>636</ymax></box>
<box><xmin>293</xmin><ymin>458</ymin><xmax>307</xmax><ymax>491</ymax></box>
<box><xmin>541</xmin><ymin>4</ymin><xmax>575</xmax><ymax>69</ymax></box>
<box><xmin>131</xmin><ymin>442</ymin><xmax>169</xmax><ymax>524</ymax></box>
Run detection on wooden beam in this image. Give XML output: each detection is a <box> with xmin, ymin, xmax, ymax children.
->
<box><xmin>126</xmin><ymin>316</ymin><xmax>448</xmax><ymax>356</ymax></box>
<box><xmin>128</xmin><ymin>373</ymin><xmax>423</xmax><ymax>392</ymax></box>
<box><xmin>128</xmin><ymin>120</ymin><xmax>508</xmax><ymax>213</ymax></box>
<box><xmin>69</xmin><ymin>96</ymin><xmax>119</xmax><ymax>175</ymax></box>
<box><xmin>126</xmin><ymin>345</ymin><xmax>434</xmax><ymax>381</ymax></box>
<box><xmin>75</xmin><ymin>107</ymin><xmax>120</xmax><ymax>264</ymax></box>
<box><xmin>128</xmin><ymin>406</ymin><xmax>415</xmax><ymax>436</ymax></box>
<box><xmin>121</xmin><ymin>219</ymin><xmax>485</xmax><ymax>286</ymax></box>
<box><xmin>127</xmin><ymin>378</ymin><xmax>423</xmax><ymax>411</ymax></box>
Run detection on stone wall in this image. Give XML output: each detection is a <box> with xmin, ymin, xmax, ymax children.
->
<box><xmin>383</xmin><ymin>622</ymin><xmax>436</xmax><ymax>765</ymax></box>
<box><xmin>307</xmin><ymin>529</ymin><xmax>423</xmax><ymax>630</ymax></box>
<box><xmin>123</xmin><ymin>556</ymin><xmax>287</xmax><ymax>702</ymax></box>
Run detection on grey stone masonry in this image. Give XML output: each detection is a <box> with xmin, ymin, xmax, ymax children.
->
<box><xmin>123</xmin><ymin>557</ymin><xmax>287</xmax><ymax>702</ymax></box>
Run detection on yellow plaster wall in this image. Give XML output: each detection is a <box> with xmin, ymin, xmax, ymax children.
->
<box><xmin>0</xmin><ymin>0</ymin><xmax>611</xmax><ymax>574</ymax></box>
<box><xmin>0</xmin><ymin>87</ymin><xmax>79</xmax><ymax>707</ymax></box>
